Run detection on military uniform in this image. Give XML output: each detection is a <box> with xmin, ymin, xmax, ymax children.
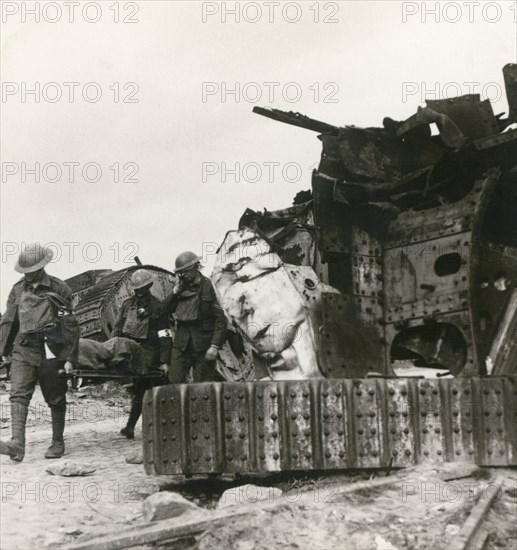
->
<box><xmin>113</xmin><ymin>288</ymin><xmax>172</xmax><ymax>438</ymax></box>
<box><xmin>0</xmin><ymin>273</ymin><xmax>79</xmax><ymax>407</ymax></box>
<box><xmin>112</xmin><ymin>293</ymin><xmax>172</xmax><ymax>368</ymax></box>
<box><xmin>0</xmin><ymin>271</ymin><xmax>79</xmax><ymax>460</ymax></box>
<box><xmin>163</xmin><ymin>274</ymin><xmax>227</xmax><ymax>383</ymax></box>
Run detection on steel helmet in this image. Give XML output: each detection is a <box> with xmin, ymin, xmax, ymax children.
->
<box><xmin>174</xmin><ymin>251</ymin><xmax>201</xmax><ymax>273</ymax></box>
<box><xmin>130</xmin><ymin>269</ymin><xmax>154</xmax><ymax>290</ymax></box>
<box><xmin>15</xmin><ymin>243</ymin><xmax>53</xmax><ymax>274</ymax></box>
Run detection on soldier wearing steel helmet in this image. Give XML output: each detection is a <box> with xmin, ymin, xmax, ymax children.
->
<box><xmin>163</xmin><ymin>251</ymin><xmax>227</xmax><ymax>383</ymax></box>
<box><xmin>0</xmin><ymin>243</ymin><xmax>80</xmax><ymax>462</ymax></box>
<box><xmin>112</xmin><ymin>268</ymin><xmax>172</xmax><ymax>438</ymax></box>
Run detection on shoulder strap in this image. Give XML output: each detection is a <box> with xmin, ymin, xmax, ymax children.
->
<box><xmin>42</xmin><ymin>292</ymin><xmax>71</xmax><ymax>311</ymax></box>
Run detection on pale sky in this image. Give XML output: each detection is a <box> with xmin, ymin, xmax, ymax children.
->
<box><xmin>1</xmin><ymin>0</ymin><xmax>516</xmax><ymax>307</ymax></box>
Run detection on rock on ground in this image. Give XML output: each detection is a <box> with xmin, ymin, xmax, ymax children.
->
<box><xmin>142</xmin><ymin>491</ymin><xmax>200</xmax><ymax>522</ymax></box>
<box><xmin>125</xmin><ymin>452</ymin><xmax>143</xmax><ymax>464</ymax></box>
<box><xmin>46</xmin><ymin>461</ymin><xmax>96</xmax><ymax>476</ymax></box>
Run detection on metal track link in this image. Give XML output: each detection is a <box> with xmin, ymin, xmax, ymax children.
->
<box><xmin>143</xmin><ymin>376</ymin><xmax>517</xmax><ymax>475</ymax></box>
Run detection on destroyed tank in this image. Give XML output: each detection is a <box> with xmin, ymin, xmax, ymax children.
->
<box><xmin>68</xmin><ymin>265</ymin><xmax>176</xmax><ymax>341</ymax></box>
<box><xmin>144</xmin><ymin>65</ymin><xmax>517</xmax><ymax>474</ymax></box>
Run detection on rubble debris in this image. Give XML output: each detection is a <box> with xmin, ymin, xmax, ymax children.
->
<box><xmin>374</xmin><ymin>534</ymin><xmax>399</xmax><ymax>550</ymax></box>
<box><xmin>63</xmin><ymin>527</ymin><xmax>84</xmax><ymax>536</ymax></box>
<box><xmin>70</xmin><ymin>507</ymin><xmax>251</xmax><ymax>550</ymax></box>
<box><xmin>398</xmin><ymin>95</ymin><xmax>499</xmax><ymax>145</ymax></box>
<box><xmin>450</xmin><ymin>475</ymin><xmax>507</xmax><ymax>550</ymax></box>
<box><xmin>142</xmin><ymin>491</ymin><xmax>202</xmax><ymax>522</ymax></box>
<box><xmin>245</xmin><ymin>64</ymin><xmax>517</xmax><ymax>380</ymax></box>
<box><xmin>212</xmin><ymin>228</ymin><xmax>374</xmax><ymax>379</ymax></box>
<box><xmin>68</xmin><ymin>464</ymin><xmax>511</xmax><ymax>550</ymax></box>
<box><xmin>216</xmin><ymin>333</ymin><xmax>256</xmax><ymax>382</ymax></box>
<box><xmin>489</xmin><ymin>288</ymin><xmax>517</xmax><ymax>374</ymax></box>
<box><xmin>213</xmin><ymin>228</ymin><xmax>324</xmax><ymax>379</ymax></box>
<box><xmin>125</xmin><ymin>452</ymin><xmax>143</xmax><ymax>465</ymax></box>
<box><xmin>46</xmin><ymin>461</ymin><xmax>96</xmax><ymax>477</ymax></box>
<box><xmin>446</xmin><ymin>525</ymin><xmax>461</xmax><ymax>536</ymax></box>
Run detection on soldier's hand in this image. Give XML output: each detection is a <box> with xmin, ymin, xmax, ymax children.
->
<box><xmin>204</xmin><ymin>345</ymin><xmax>219</xmax><ymax>363</ymax></box>
<box><xmin>64</xmin><ymin>361</ymin><xmax>74</xmax><ymax>374</ymax></box>
<box><xmin>159</xmin><ymin>363</ymin><xmax>169</xmax><ymax>377</ymax></box>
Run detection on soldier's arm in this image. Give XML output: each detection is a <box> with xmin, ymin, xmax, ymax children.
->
<box><xmin>157</xmin><ymin>314</ymin><xmax>173</xmax><ymax>365</ymax></box>
<box><xmin>209</xmin><ymin>286</ymin><xmax>227</xmax><ymax>349</ymax></box>
<box><xmin>161</xmin><ymin>291</ymin><xmax>179</xmax><ymax>316</ymax></box>
<box><xmin>0</xmin><ymin>285</ymin><xmax>20</xmax><ymax>358</ymax></box>
<box><xmin>57</xmin><ymin>281</ymin><xmax>80</xmax><ymax>365</ymax></box>
<box><xmin>112</xmin><ymin>300</ymin><xmax>128</xmax><ymax>337</ymax></box>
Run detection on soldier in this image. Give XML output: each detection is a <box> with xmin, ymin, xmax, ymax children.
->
<box><xmin>0</xmin><ymin>243</ymin><xmax>79</xmax><ymax>462</ymax></box>
<box><xmin>113</xmin><ymin>269</ymin><xmax>172</xmax><ymax>438</ymax></box>
<box><xmin>163</xmin><ymin>251</ymin><xmax>227</xmax><ymax>383</ymax></box>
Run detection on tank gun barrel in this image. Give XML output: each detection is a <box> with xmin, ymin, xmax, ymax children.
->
<box><xmin>252</xmin><ymin>106</ymin><xmax>338</xmax><ymax>134</ymax></box>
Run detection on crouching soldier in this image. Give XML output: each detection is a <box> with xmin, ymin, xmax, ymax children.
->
<box><xmin>163</xmin><ymin>252</ymin><xmax>227</xmax><ymax>383</ymax></box>
<box><xmin>113</xmin><ymin>269</ymin><xmax>172</xmax><ymax>438</ymax></box>
<box><xmin>0</xmin><ymin>243</ymin><xmax>79</xmax><ymax>462</ymax></box>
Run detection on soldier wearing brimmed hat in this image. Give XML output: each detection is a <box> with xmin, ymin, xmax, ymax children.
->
<box><xmin>0</xmin><ymin>243</ymin><xmax>80</xmax><ymax>461</ymax></box>
<box><xmin>163</xmin><ymin>251</ymin><xmax>227</xmax><ymax>383</ymax></box>
<box><xmin>112</xmin><ymin>268</ymin><xmax>172</xmax><ymax>438</ymax></box>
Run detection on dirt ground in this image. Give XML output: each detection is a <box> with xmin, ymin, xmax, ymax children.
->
<box><xmin>195</xmin><ymin>470</ymin><xmax>517</xmax><ymax>550</ymax></box>
<box><xmin>1</xmin><ymin>382</ymin><xmax>516</xmax><ymax>550</ymax></box>
<box><xmin>0</xmin><ymin>382</ymin><xmax>170</xmax><ymax>549</ymax></box>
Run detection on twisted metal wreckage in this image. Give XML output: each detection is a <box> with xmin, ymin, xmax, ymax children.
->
<box><xmin>70</xmin><ymin>64</ymin><xmax>517</xmax><ymax>474</ymax></box>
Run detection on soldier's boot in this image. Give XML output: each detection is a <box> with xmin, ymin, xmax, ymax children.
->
<box><xmin>120</xmin><ymin>397</ymin><xmax>142</xmax><ymax>439</ymax></box>
<box><xmin>0</xmin><ymin>402</ymin><xmax>28</xmax><ymax>462</ymax></box>
<box><xmin>45</xmin><ymin>405</ymin><xmax>66</xmax><ymax>459</ymax></box>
